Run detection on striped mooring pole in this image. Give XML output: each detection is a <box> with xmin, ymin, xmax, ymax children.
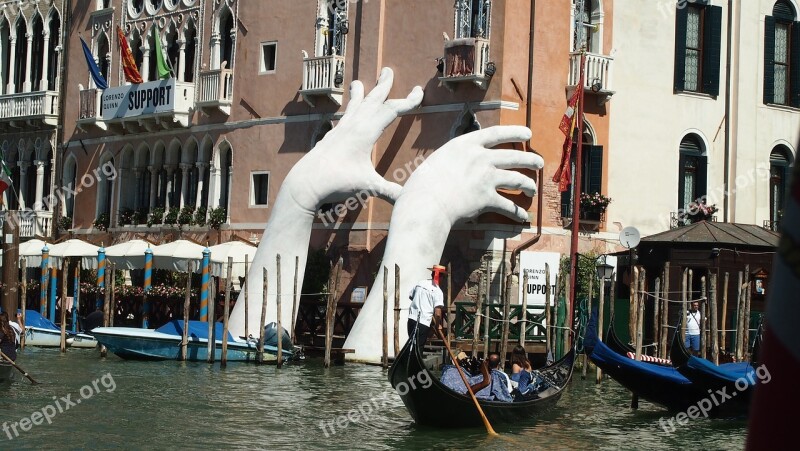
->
<box><xmin>49</xmin><ymin>265</ymin><xmax>57</xmax><ymax>322</ymax></box>
<box><xmin>97</xmin><ymin>246</ymin><xmax>106</xmax><ymax>310</ymax></box>
<box><xmin>72</xmin><ymin>262</ymin><xmax>80</xmax><ymax>333</ymax></box>
<box><xmin>142</xmin><ymin>247</ymin><xmax>153</xmax><ymax>328</ymax></box>
<box><xmin>199</xmin><ymin>247</ymin><xmax>210</xmax><ymax>322</ymax></box>
<box><xmin>40</xmin><ymin>244</ymin><xmax>49</xmax><ymax>316</ymax></box>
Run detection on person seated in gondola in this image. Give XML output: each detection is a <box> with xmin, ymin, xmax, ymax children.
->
<box><xmin>509</xmin><ymin>345</ymin><xmax>549</xmax><ymax>401</ymax></box>
<box><xmin>441</xmin><ymin>356</ymin><xmax>492</xmax><ymax>396</ymax></box>
<box><xmin>487</xmin><ymin>353</ymin><xmax>514</xmax><ymax>402</ymax></box>
<box><xmin>0</xmin><ymin>312</ymin><xmax>18</xmax><ymax>361</ymax></box>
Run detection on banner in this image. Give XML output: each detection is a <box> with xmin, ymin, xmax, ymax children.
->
<box><xmin>101</xmin><ymin>78</ymin><xmax>176</xmax><ymax>120</ymax></box>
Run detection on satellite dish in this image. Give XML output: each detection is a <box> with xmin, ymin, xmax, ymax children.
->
<box><xmin>620</xmin><ymin>227</ymin><xmax>641</xmax><ymax>249</ymax></box>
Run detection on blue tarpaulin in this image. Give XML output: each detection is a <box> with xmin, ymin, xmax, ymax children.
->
<box><xmin>155</xmin><ymin>320</ymin><xmax>234</xmax><ymax>342</ymax></box>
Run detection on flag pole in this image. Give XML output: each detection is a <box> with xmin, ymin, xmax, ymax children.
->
<box><xmin>567</xmin><ymin>50</ymin><xmax>587</xmax><ymax>348</ymax></box>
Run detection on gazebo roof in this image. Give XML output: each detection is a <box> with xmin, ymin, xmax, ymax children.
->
<box><xmin>642</xmin><ymin>222</ymin><xmax>780</xmax><ymax>248</ymax></box>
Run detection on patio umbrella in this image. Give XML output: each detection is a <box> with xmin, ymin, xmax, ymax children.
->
<box><xmin>151</xmin><ymin>239</ymin><xmax>206</xmax><ymax>272</ymax></box>
<box><xmin>208</xmin><ymin>240</ymin><xmax>257</xmax><ymax>285</ymax></box>
<box><xmin>105</xmin><ymin>239</ymin><xmax>154</xmax><ymax>270</ymax></box>
<box><xmin>18</xmin><ymin>239</ymin><xmax>48</xmax><ymax>267</ymax></box>
<box><xmin>49</xmin><ymin>239</ymin><xmax>100</xmax><ymax>269</ymax></box>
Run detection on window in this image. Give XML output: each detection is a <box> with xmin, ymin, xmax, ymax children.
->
<box><xmin>561</xmin><ymin>129</ymin><xmax>603</xmax><ymax>218</ymax></box>
<box><xmin>770</xmin><ymin>146</ymin><xmax>793</xmax><ymax>228</ymax></box>
<box><xmin>678</xmin><ymin>135</ymin><xmax>707</xmax><ymax>210</ymax></box>
<box><xmin>260</xmin><ymin>42</ymin><xmax>277</xmax><ymax>74</ymax></box>
<box><xmin>250</xmin><ymin>172</ymin><xmax>269</xmax><ymax>207</ymax></box>
<box><xmin>765</xmin><ymin>1</ymin><xmax>800</xmax><ymax>106</ymax></box>
<box><xmin>574</xmin><ymin>0</ymin><xmax>593</xmax><ymax>52</ymax></box>
<box><xmin>455</xmin><ymin>0</ymin><xmax>491</xmax><ymax>39</ymax></box>
<box><xmin>317</xmin><ymin>1</ymin><xmax>348</xmax><ymax>57</ymax></box>
<box><xmin>674</xmin><ymin>2</ymin><xmax>722</xmax><ymax>96</ymax></box>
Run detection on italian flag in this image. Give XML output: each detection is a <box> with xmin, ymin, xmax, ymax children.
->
<box><xmin>0</xmin><ymin>158</ymin><xmax>11</xmax><ymax>195</ymax></box>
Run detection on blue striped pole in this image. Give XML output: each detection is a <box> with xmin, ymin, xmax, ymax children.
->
<box><xmin>143</xmin><ymin>247</ymin><xmax>153</xmax><ymax>328</ymax></box>
<box><xmin>97</xmin><ymin>246</ymin><xmax>106</xmax><ymax>309</ymax></box>
<box><xmin>72</xmin><ymin>262</ymin><xmax>80</xmax><ymax>333</ymax></box>
<box><xmin>199</xmin><ymin>247</ymin><xmax>210</xmax><ymax>322</ymax></box>
<box><xmin>40</xmin><ymin>245</ymin><xmax>49</xmax><ymax>316</ymax></box>
<box><xmin>49</xmin><ymin>265</ymin><xmax>57</xmax><ymax>322</ymax></box>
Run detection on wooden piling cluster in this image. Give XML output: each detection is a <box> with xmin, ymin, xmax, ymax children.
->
<box><xmin>323</xmin><ymin>257</ymin><xmax>343</xmax><ymax>368</ymax></box>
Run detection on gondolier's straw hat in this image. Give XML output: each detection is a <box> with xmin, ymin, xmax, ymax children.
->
<box><xmin>427</xmin><ymin>264</ymin><xmax>447</xmax><ymax>274</ymax></box>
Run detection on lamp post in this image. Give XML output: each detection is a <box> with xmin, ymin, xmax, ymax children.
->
<box><xmin>595</xmin><ymin>255</ymin><xmax>614</xmax><ymax>384</ymax></box>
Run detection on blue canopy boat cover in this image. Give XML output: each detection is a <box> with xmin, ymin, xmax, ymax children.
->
<box><xmin>23</xmin><ymin>310</ymin><xmax>60</xmax><ymax>331</ymax></box>
<box><xmin>686</xmin><ymin>356</ymin><xmax>755</xmax><ymax>385</ymax></box>
<box><xmin>156</xmin><ymin>320</ymin><xmax>235</xmax><ymax>342</ymax></box>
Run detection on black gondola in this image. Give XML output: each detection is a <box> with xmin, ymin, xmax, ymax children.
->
<box><xmin>669</xmin><ymin>325</ymin><xmax>761</xmax><ymax>417</ymax></box>
<box><xmin>387</xmin><ymin>338</ymin><xmax>575</xmax><ymax>428</ymax></box>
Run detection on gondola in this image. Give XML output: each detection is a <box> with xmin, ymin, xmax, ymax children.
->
<box><xmin>387</xmin><ymin>336</ymin><xmax>575</xmax><ymax>428</ymax></box>
<box><xmin>669</xmin><ymin>324</ymin><xmax>761</xmax><ymax>417</ymax></box>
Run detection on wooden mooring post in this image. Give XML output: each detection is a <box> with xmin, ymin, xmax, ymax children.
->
<box><xmin>324</xmin><ymin>257</ymin><xmax>343</xmax><ymax>368</ymax></box>
<box><xmin>653</xmin><ymin>277</ymin><xmax>661</xmax><ymax>358</ymax></box>
<box><xmin>257</xmin><ymin>268</ymin><xmax>268</xmax><ymax>364</ymax></box>
<box><xmin>710</xmin><ymin>273</ymin><xmax>719</xmax><ymax>365</ymax></box>
<box><xmin>743</xmin><ymin>266</ymin><xmax>752</xmax><ymax>360</ymax></box>
<box><xmin>244</xmin><ymin>255</ymin><xmax>249</xmax><ymax>340</ymax></box>
<box><xmin>735</xmin><ymin>271</ymin><xmax>744</xmax><ymax>361</ymax></box>
<box><xmin>109</xmin><ymin>263</ymin><xmax>116</xmax><ymax>327</ymax></box>
<box><xmin>700</xmin><ymin>276</ymin><xmax>707</xmax><ymax>359</ymax></box>
<box><xmin>221</xmin><ymin>257</ymin><xmax>233</xmax><ymax>368</ymax></box>
<box><xmin>100</xmin><ymin>269</ymin><xmax>111</xmax><ymax>357</ymax></box>
<box><xmin>482</xmin><ymin>259</ymin><xmax>491</xmax><ymax>358</ymax></box>
<box><xmin>596</xmin><ymin>264</ymin><xmax>605</xmax><ymax>384</ymax></box>
<box><xmin>445</xmin><ymin>263</ymin><xmax>451</xmax><ymax>350</ymax></box>
<box><xmin>659</xmin><ymin>263</ymin><xmax>670</xmax><ymax>360</ymax></box>
<box><xmin>681</xmin><ymin>268</ymin><xmax>689</xmax><ymax>343</ymax></box>
<box><xmin>292</xmin><ymin>256</ymin><xmax>299</xmax><ymax>344</ymax></box>
<box><xmin>394</xmin><ymin>264</ymin><xmax>401</xmax><ymax>359</ymax></box>
<box><xmin>721</xmin><ymin>272</ymin><xmax>730</xmax><ymax>353</ymax></box>
<box><xmin>635</xmin><ymin>268</ymin><xmax>645</xmax><ymax>361</ymax></box>
<box><xmin>276</xmin><ymin>255</ymin><xmax>283</xmax><ymax>368</ymax></box>
<box><xmin>523</xmin><ymin>271</ymin><xmax>531</xmax><ymax>347</ymax></box>
<box><xmin>499</xmin><ymin>273</ymin><xmax>512</xmax><ymax>370</ymax></box>
<box><xmin>472</xmin><ymin>267</ymin><xmax>484</xmax><ymax>357</ymax></box>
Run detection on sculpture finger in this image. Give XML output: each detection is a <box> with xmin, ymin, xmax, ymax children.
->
<box><xmin>487</xmin><ymin>194</ymin><xmax>531</xmax><ymax>223</ymax></box>
<box><xmin>489</xmin><ymin>149</ymin><xmax>545</xmax><ymax>170</ymax></box>
<box><xmin>343</xmin><ymin>80</ymin><xmax>365</xmax><ymax>117</ymax></box>
<box><xmin>364</xmin><ymin>67</ymin><xmax>394</xmax><ymax>104</ymax></box>
<box><xmin>462</xmin><ymin>125</ymin><xmax>532</xmax><ymax>149</ymax></box>
<box><xmin>493</xmin><ymin>170</ymin><xmax>537</xmax><ymax>197</ymax></box>
<box><xmin>365</xmin><ymin>175</ymin><xmax>403</xmax><ymax>204</ymax></box>
<box><xmin>385</xmin><ymin>86</ymin><xmax>424</xmax><ymax>115</ymax></box>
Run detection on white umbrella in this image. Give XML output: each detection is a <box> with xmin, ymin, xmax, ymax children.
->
<box><xmin>208</xmin><ymin>240</ymin><xmax>257</xmax><ymax>283</ymax></box>
<box><xmin>17</xmin><ymin>239</ymin><xmax>48</xmax><ymax>268</ymax></box>
<box><xmin>152</xmin><ymin>239</ymin><xmax>206</xmax><ymax>272</ymax></box>
<box><xmin>105</xmin><ymin>239</ymin><xmax>155</xmax><ymax>270</ymax></box>
<box><xmin>49</xmin><ymin>239</ymin><xmax>100</xmax><ymax>269</ymax></box>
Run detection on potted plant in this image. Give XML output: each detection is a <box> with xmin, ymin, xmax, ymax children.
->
<box><xmin>57</xmin><ymin>215</ymin><xmax>72</xmax><ymax>232</ymax></box>
<box><xmin>178</xmin><ymin>206</ymin><xmax>195</xmax><ymax>227</ymax></box>
<box><xmin>164</xmin><ymin>207</ymin><xmax>180</xmax><ymax>226</ymax></box>
<box><xmin>194</xmin><ymin>206</ymin><xmax>208</xmax><ymax>227</ymax></box>
<box><xmin>94</xmin><ymin>213</ymin><xmax>110</xmax><ymax>231</ymax></box>
<box><xmin>686</xmin><ymin>200</ymin><xmax>718</xmax><ymax>224</ymax></box>
<box><xmin>134</xmin><ymin>208</ymin><xmax>149</xmax><ymax>226</ymax></box>
<box><xmin>117</xmin><ymin>208</ymin><xmax>135</xmax><ymax>226</ymax></box>
<box><xmin>148</xmin><ymin>207</ymin><xmax>165</xmax><ymax>227</ymax></box>
<box><xmin>579</xmin><ymin>192</ymin><xmax>611</xmax><ymax>221</ymax></box>
<box><xmin>208</xmin><ymin>207</ymin><xmax>227</xmax><ymax>230</ymax></box>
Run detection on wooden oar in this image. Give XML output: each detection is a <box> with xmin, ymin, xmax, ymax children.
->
<box><xmin>435</xmin><ymin>327</ymin><xmax>497</xmax><ymax>436</ymax></box>
<box><xmin>0</xmin><ymin>351</ymin><xmax>40</xmax><ymax>385</ymax></box>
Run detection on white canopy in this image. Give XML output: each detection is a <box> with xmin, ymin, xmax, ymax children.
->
<box><xmin>18</xmin><ymin>239</ymin><xmax>48</xmax><ymax>268</ymax></box>
<box><xmin>152</xmin><ymin>240</ymin><xmax>206</xmax><ymax>272</ymax></box>
<box><xmin>49</xmin><ymin>239</ymin><xmax>101</xmax><ymax>269</ymax></box>
<box><xmin>208</xmin><ymin>240</ymin><xmax>257</xmax><ymax>283</ymax></box>
<box><xmin>105</xmin><ymin>239</ymin><xmax>155</xmax><ymax>270</ymax></box>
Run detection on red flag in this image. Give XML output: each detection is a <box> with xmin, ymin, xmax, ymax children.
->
<box><xmin>553</xmin><ymin>54</ymin><xmax>585</xmax><ymax>192</ymax></box>
<box><xmin>117</xmin><ymin>27</ymin><xmax>143</xmax><ymax>84</ymax></box>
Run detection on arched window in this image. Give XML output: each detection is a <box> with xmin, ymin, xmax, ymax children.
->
<box><xmin>14</xmin><ymin>19</ymin><xmax>27</xmax><ymax>93</ymax></box>
<box><xmin>183</xmin><ymin>21</ymin><xmax>197</xmax><ymax>82</ymax></box>
<box><xmin>219</xmin><ymin>9</ymin><xmax>234</xmax><ymax>69</ymax></box>
<box><xmin>220</xmin><ymin>146</ymin><xmax>232</xmax><ymax>218</ymax></box>
<box><xmin>1</xmin><ymin>20</ymin><xmax>10</xmax><ymax>95</ymax></box>
<box><xmin>765</xmin><ymin>0</ymin><xmax>799</xmax><ymax>106</ymax></box>
<box><xmin>47</xmin><ymin>14</ymin><xmax>61</xmax><ymax>91</ymax></box>
<box><xmin>131</xmin><ymin>31</ymin><xmax>144</xmax><ymax>76</ymax></box>
<box><xmin>455</xmin><ymin>0</ymin><xmax>491</xmax><ymax>39</ymax></box>
<box><xmin>678</xmin><ymin>135</ymin><xmax>707</xmax><ymax>210</ymax></box>
<box><xmin>561</xmin><ymin>126</ymin><xmax>604</xmax><ymax>219</ymax></box>
<box><xmin>97</xmin><ymin>33</ymin><xmax>110</xmax><ymax>82</ymax></box>
<box><xmin>574</xmin><ymin>0</ymin><xmax>594</xmax><ymax>52</ymax></box>
<box><xmin>62</xmin><ymin>157</ymin><xmax>77</xmax><ymax>219</ymax></box>
<box><xmin>97</xmin><ymin>156</ymin><xmax>115</xmax><ymax>220</ymax></box>
<box><xmin>30</xmin><ymin>16</ymin><xmax>44</xmax><ymax>91</ymax></box>
<box><xmin>770</xmin><ymin>146</ymin><xmax>793</xmax><ymax>229</ymax></box>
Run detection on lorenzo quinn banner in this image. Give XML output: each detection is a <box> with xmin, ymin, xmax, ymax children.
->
<box><xmin>518</xmin><ymin>251</ymin><xmax>561</xmax><ymax>308</ymax></box>
<box><xmin>101</xmin><ymin>79</ymin><xmax>176</xmax><ymax>120</ymax></box>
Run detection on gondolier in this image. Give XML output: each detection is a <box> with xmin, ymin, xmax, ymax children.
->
<box><xmin>685</xmin><ymin>301</ymin><xmax>702</xmax><ymax>355</ymax></box>
<box><xmin>407</xmin><ymin>264</ymin><xmax>446</xmax><ymax>347</ymax></box>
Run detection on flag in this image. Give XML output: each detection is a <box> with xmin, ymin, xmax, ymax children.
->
<box><xmin>745</xmin><ymin>161</ymin><xmax>800</xmax><ymax>449</ymax></box>
<box><xmin>117</xmin><ymin>26</ymin><xmax>143</xmax><ymax>84</ymax></box>
<box><xmin>152</xmin><ymin>24</ymin><xmax>172</xmax><ymax>80</ymax></box>
<box><xmin>79</xmin><ymin>37</ymin><xmax>108</xmax><ymax>90</ymax></box>
<box><xmin>0</xmin><ymin>157</ymin><xmax>13</xmax><ymax>196</ymax></box>
<box><xmin>553</xmin><ymin>53</ymin><xmax>586</xmax><ymax>192</ymax></box>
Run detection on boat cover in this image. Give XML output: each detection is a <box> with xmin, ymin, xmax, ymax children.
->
<box><xmin>156</xmin><ymin>320</ymin><xmax>235</xmax><ymax>342</ymax></box>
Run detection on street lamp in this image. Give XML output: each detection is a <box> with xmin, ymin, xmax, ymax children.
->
<box><xmin>595</xmin><ymin>259</ymin><xmax>614</xmax><ymax>280</ymax></box>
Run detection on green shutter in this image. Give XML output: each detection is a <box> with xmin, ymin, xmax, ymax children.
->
<box><xmin>791</xmin><ymin>22</ymin><xmax>800</xmax><ymax>107</ymax></box>
<box><xmin>765</xmin><ymin>16</ymin><xmax>776</xmax><ymax>105</ymax></box>
<box><xmin>678</xmin><ymin>153</ymin><xmax>687</xmax><ymax>210</ymax></box>
<box><xmin>675</xmin><ymin>6</ymin><xmax>689</xmax><ymax>92</ymax></box>
<box><xmin>702</xmin><ymin>6</ymin><xmax>723</xmax><ymax>96</ymax></box>
<box><xmin>582</xmin><ymin>145</ymin><xmax>604</xmax><ymax>195</ymax></box>
<box><xmin>698</xmin><ymin>155</ymin><xmax>708</xmax><ymax>199</ymax></box>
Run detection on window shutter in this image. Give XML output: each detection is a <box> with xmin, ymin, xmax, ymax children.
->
<box><xmin>698</xmin><ymin>155</ymin><xmax>709</xmax><ymax>199</ymax></box>
<box><xmin>765</xmin><ymin>16</ymin><xmax>776</xmax><ymax>105</ymax></box>
<box><xmin>583</xmin><ymin>145</ymin><xmax>604</xmax><ymax>195</ymax></box>
<box><xmin>675</xmin><ymin>6</ymin><xmax>689</xmax><ymax>92</ymax></box>
<box><xmin>702</xmin><ymin>6</ymin><xmax>723</xmax><ymax>96</ymax></box>
<box><xmin>678</xmin><ymin>153</ymin><xmax>687</xmax><ymax>210</ymax></box>
<box><xmin>791</xmin><ymin>22</ymin><xmax>800</xmax><ymax>107</ymax></box>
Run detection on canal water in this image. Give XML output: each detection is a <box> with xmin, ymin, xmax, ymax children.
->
<box><xmin>0</xmin><ymin>348</ymin><xmax>747</xmax><ymax>450</ymax></box>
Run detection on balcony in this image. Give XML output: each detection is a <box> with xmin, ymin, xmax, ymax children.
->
<box><xmin>439</xmin><ymin>38</ymin><xmax>492</xmax><ymax>91</ymax></box>
<box><xmin>300</xmin><ymin>54</ymin><xmax>345</xmax><ymax>107</ymax></box>
<box><xmin>0</xmin><ymin>91</ymin><xmax>59</xmax><ymax>130</ymax></box>
<box><xmin>568</xmin><ymin>52</ymin><xmax>615</xmax><ymax>104</ymax></box>
<box><xmin>197</xmin><ymin>68</ymin><xmax>234</xmax><ymax>115</ymax></box>
<box><xmin>77</xmin><ymin>87</ymin><xmax>107</xmax><ymax>131</ymax></box>
<box><xmin>0</xmin><ymin>210</ymin><xmax>53</xmax><ymax>239</ymax></box>
<box><xmin>671</xmin><ymin>212</ymin><xmax>717</xmax><ymax>229</ymax></box>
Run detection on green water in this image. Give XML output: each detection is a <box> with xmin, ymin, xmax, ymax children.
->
<box><xmin>0</xmin><ymin>348</ymin><xmax>747</xmax><ymax>450</ymax></box>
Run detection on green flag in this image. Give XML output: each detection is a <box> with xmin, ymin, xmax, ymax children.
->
<box><xmin>153</xmin><ymin>24</ymin><xmax>172</xmax><ymax>80</ymax></box>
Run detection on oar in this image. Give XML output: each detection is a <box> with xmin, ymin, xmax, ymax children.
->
<box><xmin>0</xmin><ymin>351</ymin><xmax>40</xmax><ymax>385</ymax></box>
<box><xmin>435</xmin><ymin>327</ymin><xmax>497</xmax><ymax>436</ymax></box>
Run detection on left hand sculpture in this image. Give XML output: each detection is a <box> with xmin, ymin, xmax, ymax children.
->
<box><xmin>227</xmin><ymin>68</ymin><xmax>423</xmax><ymax>338</ymax></box>
<box><xmin>344</xmin><ymin>126</ymin><xmax>545</xmax><ymax>362</ymax></box>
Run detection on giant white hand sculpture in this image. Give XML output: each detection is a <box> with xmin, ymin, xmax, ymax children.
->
<box><xmin>343</xmin><ymin>126</ymin><xmax>544</xmax><ymax>363</ymax></box>
<box><xmin>227</xmin><ymin>68</ymin><xmax>423</xmax><ymax>338</ymax></box>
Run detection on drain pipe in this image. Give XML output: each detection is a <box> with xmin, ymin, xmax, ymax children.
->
<box><xmin>723</xmin><ymin>0</ymin><xmax>733</xmax><ymax>222</ymax></box>
<box><xmin>511</xmin><ymin>0</ymin><xmax>541</xmax><ymax>275</ymax></box>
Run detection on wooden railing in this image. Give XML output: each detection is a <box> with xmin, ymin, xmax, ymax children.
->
<box><xmin>453</xmin><ymin>301</ymin><xmax>547</xmax><ymax>342</ymax></box>
<box><xmin>569</xmin><ymin>51</ymin><xmax>614</xmax><ymax>92</ymax></box>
